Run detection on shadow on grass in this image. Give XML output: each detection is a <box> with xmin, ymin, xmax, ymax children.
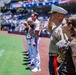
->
<box><xmin>25</xmin><ymin>67</ymin><xmax>30</xmax><ymax>70</ymax></box>
<box><xmin>22</xmin><ymin>51</ymin><xmax>31</xmax><ymax>71</ymax></box>
<box><xmin>23</xmin><ymin>59</ymin><xmax>30</xmax><ymax>62</ymax></box>
<box><xmin>22</xmin><ymin>62</ymin><xmax>30</xmax><ymax>65</ymax></box>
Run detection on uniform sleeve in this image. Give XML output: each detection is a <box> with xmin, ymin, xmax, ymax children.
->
<box><xmin>58</xmin><ymin>28</ymin><xmax>64</xmax><ymax>40</ymax></box>
<box><xmin>35</xmin><ymin>21</ymin><xmax>40</xmax><ymax>31</ymax></box>
<box><xmin>53</xmin><ymin>27</ymin><xmax>64</xmax><ymax>41</ymax></box>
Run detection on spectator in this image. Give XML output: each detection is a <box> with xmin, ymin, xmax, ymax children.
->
<box><xmin>30</xmin><ymin>12</ymin><xmax>41</xmax><ymax>72</ymax></box>
<box><xmin>61</xmin><ymin>17</ymin><xmax>76</xmax><ymax>74</ymax></box>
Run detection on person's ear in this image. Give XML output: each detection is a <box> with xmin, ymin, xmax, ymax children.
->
<box><xmin>68</xmin><ymin>24</ymin><xmax>72</xmax><ymax>30</ymax></box>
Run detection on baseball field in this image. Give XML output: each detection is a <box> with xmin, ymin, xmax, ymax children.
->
<box><xmin>0</xmin><ymin>31</ymin><xmax>50</xmax><ymax>75</ymax></box>
<box><xmin>0</xmin><ymin>34</ymin><xmax>30</xmax><ymax>75</ymax></box>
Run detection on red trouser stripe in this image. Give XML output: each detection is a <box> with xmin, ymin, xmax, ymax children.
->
<box><xmin>53</xmin><ymin>56</ymin><xmax>58</xmax><ymax>75</ymax></box>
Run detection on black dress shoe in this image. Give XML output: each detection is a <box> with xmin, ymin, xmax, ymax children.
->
<box><xmin>23</xmin><ymin>53</ymin><xmax>29</xmax><ymax>56</ymax></box>
<box><xmin>22</xmin><ymin>51</ymin><xmax>28</xmax><ymax>53</ymax></box>
<box><xmin>27</xmin><ymin>63</ymin><xmax>34</xmax><ymax>67</ymax></box>
<box><xmin>28</xmin><ymin>64</ymin><xmax>34</xmax><ymax>68</ymax></box>
<box><xmin>23</xmin><ymin>57</ymin><xmax>30</xmax><ymax>60</ymax></box>
<box><xmin>24</xmin><ymin>56</ymin><xmax>30</xmax><ymax>58</ymax></box>
<box><xmin>23</xmin><ymin>59</ymin><xmax>30</xmax><ymax>62</ymax></box>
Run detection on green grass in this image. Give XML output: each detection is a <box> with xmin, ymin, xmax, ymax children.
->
<box><xmin>0</xmin><ymin>34</ymin><xmax>30</xmax><ymax>75</ymax></box>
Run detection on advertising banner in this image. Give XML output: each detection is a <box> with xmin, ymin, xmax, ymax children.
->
<box><xmin>10</xmin><ymin>3</ymin><xmax>22</xmax><ymax>8</ymax></box>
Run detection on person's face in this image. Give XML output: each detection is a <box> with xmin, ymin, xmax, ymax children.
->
<box><xmin>61</xmin><ymin>19</ymin><xmax>72</xmax><ymax>34</ymax></box>
<box><xmin>49</xmin><ymin>12</ymin><xmax>65</xmax><ymax>23</ymax></box>
<box><xmin>31</xmin><ymin>14</ymin><xmax>36</xmax><ymax>21</ymax></box>
<box><xmin>49</xmin><ymin>12</ymin><xmax>57</xmax><ymax>21</ymax></box>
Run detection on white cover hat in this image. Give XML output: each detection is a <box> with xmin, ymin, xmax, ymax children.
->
<box><xmin>49</xmin><ymin>4</ymin><xmax>68</xmax><ymax>15</ymax></box>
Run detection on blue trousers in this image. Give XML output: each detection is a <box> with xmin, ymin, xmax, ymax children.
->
<box><xmin>26</xmin><ymin>37</ymin><xmax>32</xmax><ymax>62</ymax></box>
<box><xmin>31</xmin><ymin>37</ymin><xmax>41</xmax><ymax>69</ymax></box>
<box><xmin>26</xmin><ymin>36</ymin><xmax>41</xmax><ymax>69</ymax></box>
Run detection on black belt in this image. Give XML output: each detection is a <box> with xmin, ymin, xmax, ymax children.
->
<box><xmin>49</xmin><ymin>53</ymin><xmax>58</xmax><ymax>56</ymax></box>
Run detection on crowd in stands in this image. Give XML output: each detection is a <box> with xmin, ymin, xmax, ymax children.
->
<box><xmin>1</xmin><ymin>13</ymin><xmax>50</xmax><ymax>37</ymax></box>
